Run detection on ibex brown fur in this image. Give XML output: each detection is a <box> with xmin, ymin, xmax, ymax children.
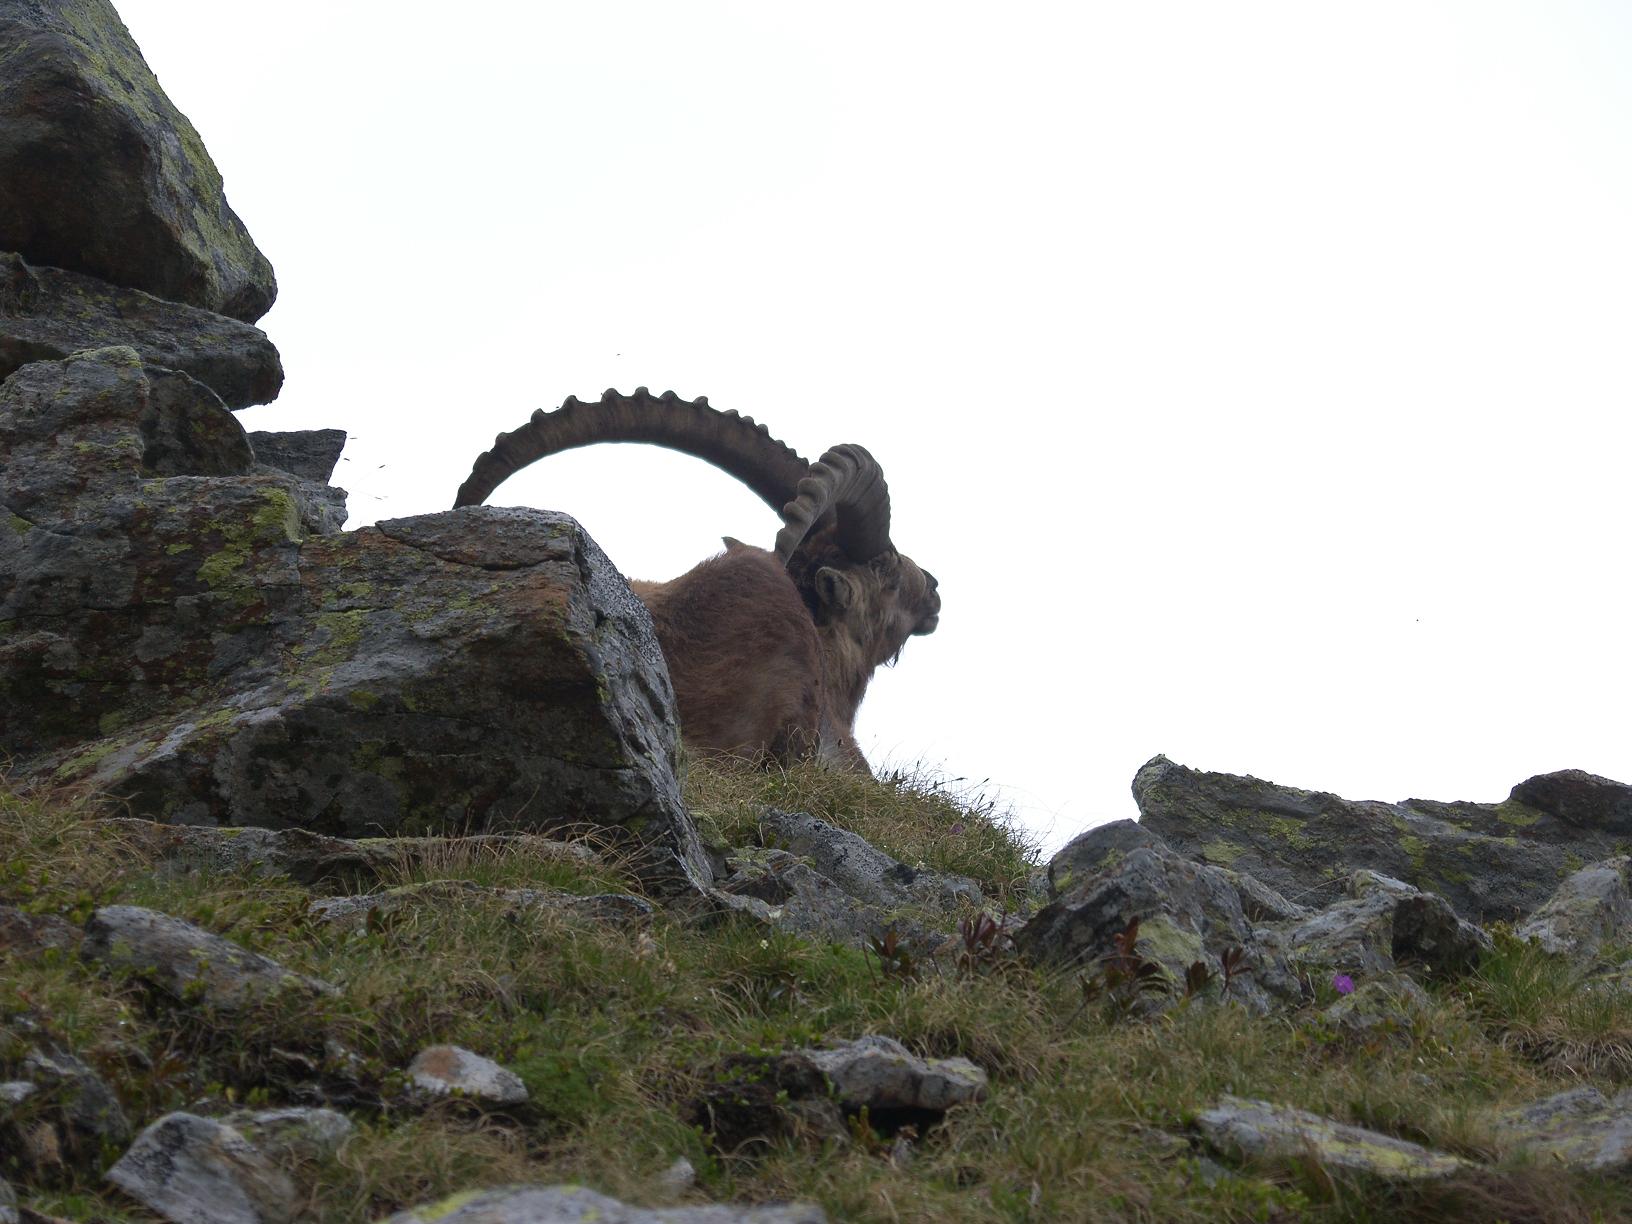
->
<box><xmin>455</xmin><ymin>389</ymin><xmax>940</xmax><ymax>775</ymax></box>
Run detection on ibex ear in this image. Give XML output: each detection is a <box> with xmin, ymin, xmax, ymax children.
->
<box><xmin>721</xmin><ymin>536</ymin><xmax>748</xmax><ymax>551</ymax></box>
<box><xmin>814</xmin><ymin>566</ymin><xmax>856</xmax><ymax>612</ymax></box>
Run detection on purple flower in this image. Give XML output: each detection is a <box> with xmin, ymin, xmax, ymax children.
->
<box><xmin>1332</xmin><ymin>973</ymin><xmax>1355</xmax><ymax>995</ymax></box>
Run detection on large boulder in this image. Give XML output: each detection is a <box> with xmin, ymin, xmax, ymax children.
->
<box><xmin>0</xmin><ymin>0</ymin><xmax>276</xmax><ymax>321</ymax></box>
<box><xmin>1</xmin><ymin>349</ymin><xmax>708</xmax><ymax>896</ymax></box>
<box><xmin>0</xmin><ymin>253</ymin><xmax>282</xmax><ymax>408</ymax></box>
<box><xmin>1134</xmin><ymin>755</ymin><xmax>1628</xmax><ymax>922</ymax></box>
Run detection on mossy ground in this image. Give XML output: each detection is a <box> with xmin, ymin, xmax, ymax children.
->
<box><xmin>5</xmin><ymin>765</ymin><xmax>1632</xmax><ymax>1222</ymax></box>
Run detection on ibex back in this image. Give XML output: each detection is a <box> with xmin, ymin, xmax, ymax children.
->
<box><xmin>454</xmin><ymin>389</ymin><xmax>940</xmax><ymax>775</ymax></box>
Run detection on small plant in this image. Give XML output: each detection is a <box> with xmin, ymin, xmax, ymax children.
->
<box><xmin>956</xmin><ymin>911</ymin><xmax>1005</xmax><ymax>976</ymax></box>
<box><xmin>865</xmin><ymin>928</ymin><xmax>917</xmax><ymax>982</ymax></box>
<box><xmin>1069</xmin><ymin>917</ymin><xmax>1171</xmax><ymax>1024</ymax></box>
<box><xmin>1219</xmin><ymin>946</ymin><xmax>1248</xmax><ymax>997</ymax></box>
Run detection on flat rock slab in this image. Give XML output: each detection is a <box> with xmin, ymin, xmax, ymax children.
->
<box><xmin>0</xmin><ymin>253</ymin><xmax>281</xmax><ymax>408</ymax></box>
<box><xmin>1515</xmin><ymin>857</ymin><xmax>1632</xmax><ymax>962</ymax></box>
<box><xmin>802</xmin><ymin>1035</ymin><xmax>986</xmax><ymax>1114</ymax></box>
<box><xmin>1134</xmin><ymin>755</ymin><xmax>1630</xmax><ymax>922</ymax></box>
<box><xmin>1494</xmin><ymin>1087</ymin><xmax>1632</xmax><ymax>1172</ymax></box>
<box><xmin>0</xmin><ymin>0</ymin><xmax>276</xmax><ymax>320</ymax></box>
<box><xmin>310</xmin><ymin>882</ymin><xmax>652</xmax><ymax>931</ymax></box>
<box><xmin>83</xmin><ymin>905</ymin><xmax>337</xmax><ymax>1011</ymax></box>
<box><xmin>758</xmin><ymin>808</ymin><xmax>982</xmax><ymax>914</ymax></box>
<box><xmin>381</xmin><ymin>1184</ymin><xmax>827</xmax><ymax>1223</ymax></box>
<box><xmin>248</xmin><ymin>429</ymin><xmax>347</xmax><ymax>483</ymax></box>
<box><xmin>1196</xmin><ymin>1095</ymin><xmax>1472</xmax><ymax>1181</ymax></box>
<box><xmin>106</xmin><ymin>1112</ymin><xmax>298</xmax><ymax>1224</ymax></box>
<box><xmin>407</xmin><ymin>1045</ymin><xmax>529</xmax><ymax>1108</ymax></box>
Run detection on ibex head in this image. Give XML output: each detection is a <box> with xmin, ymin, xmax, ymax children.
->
<box><xmin>455</xmin><ymin>388</ymin><xmax>939</xmax><ymax>770</ymax></box>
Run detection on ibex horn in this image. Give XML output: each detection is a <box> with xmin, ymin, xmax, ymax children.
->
<box><xmin>772</xmin><ymin>444</ymin><xmax>893</xmax><ymax>564</ymax></box>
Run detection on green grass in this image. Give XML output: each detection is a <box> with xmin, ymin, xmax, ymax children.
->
<box><xmin>5</xmin><ymin>767</ymin><xmax>1632</xmax><ymax>1222</ymax></box>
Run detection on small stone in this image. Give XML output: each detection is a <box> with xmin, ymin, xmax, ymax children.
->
<box><xmin>106</xmin><ymin>1112</ymin><xmax>299</xmax><ymax>1224</ymax></box>
<box><xmin>0</xmin><ymin>1082</ymin><xmax>36</xmax><ymax>1105</ymax></box>
<box><xmin>802</xmin><ymin>1035</ymin><xmax>987</xmax><ymax>1113</ymax></box>
<box><xmin>406</xmin><ymin>1046</ymin><xmax>528</xmax><ymax>1108</ymax></box>
<box><xmin>657</xmin><ymin>1157</ymin><xmax>697</xmax><ymax>1193</ymax></box>
<box><xmin>20</xmin><ymin>1048</ymin><xmax>130</xmax><ymax>1144</ymax></box>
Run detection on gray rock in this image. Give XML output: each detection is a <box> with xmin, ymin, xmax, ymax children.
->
<box><xmin>0</xmin><ymin>254</ymin><xmax>281</xmax><ymax>408</ymax></box>
<box><xmin>1510</xmin><ymin>769</ymin><xmax>1632</xmax><ymax>836</ymax></box>
<box><xmin>758</xmin><ymin>808</ymin><xmax>983</xmax><ymax>914</ymax></box>
<box><xmin>1044</xmin><ymin>819</ymin><xmax>1166</xmax><ymax>899</ymax></box>
<box><xmin>381</xmin><ymin>1185</ymin><xmax>826</xmax><ymax>1223</ymax></box>
<box><xmin>1318</xmin><ymin>974</ymin><xmax>1432</xmax><ymax>1036</ymax></box>
<box><xmin>1134</xmin><ymin>754</ymin><xmax>1626</xmax><ymax>922</ymax></box>
<box><xmin>1492</xmin><ymin>1086</ymin><xmax>1632</xmax><ymax>1172</ymax></box>
<box><xmin>1265</xmin><ymin>870</ymin><xmax>1491</xmax><ymax>978</ymax></box>
<box><xmin>708</xmin><ymin>848</ymin><xmax>941</xmax><ymax>952</ymax></box>
<box><xmin>3</xmin><ymin>350</ymin><xmax>710</xmax><ymax>899</ymax></box>
<box><xmin>19</xmin><ymin>1048</ymin><xmax>130</xmax><ymax>1144</ymax></box>
<box><xmin>407</xmin><ymin>1046</ymin><xmax>528</xmax><ymax>1108</ymax></box>
<box><xmin>1013</xmin><ymin>833</ymin><xmax>1301</xmax><ymax>1013</ymax></box>
<box><xmin>0</xmin><ymin>1082</ymin><xmax>34</xmax><ymax>1105</ymax></box>
<box><xmin>1515</xmin><ymin>857</ymin><xmax>1632</xmax><ymax>962</ymax></box>
<box><xmin>82</xmin><ymin>906</ymin><xmax>337</xmax><ymax>1011</ymax></box>
<box><xmin>801</xmin><ymin>1035</ymin><xmax>986</xmax><ymax>1113</ymax></box>
<box><xmin>308</xmin><ymin>881</ymin><xmax>652</xmax><ymax>930</ymax></box>
<box><xmin>0</xmin><ymin>2</ymin><xmax>276</xmax><ymax>320</ymax></box>
<box><xmin>224</xmin><ymin>1107</ymin><xmax>353</xmax><ymax>1162</ymax></box>
<box><xmin>248</xmin><ymin>430</ymin><xmax>347</xmax><ymax>483</ymax></box>
<box><xmin>106</xmin><ymin>1112</ymin><xmax>299</xmax><ymax>1224</ymax></box>
<box><xmin>1195</xmin><ymin>1095</ymin><xmax>1471</xmax><ymax>1180</ymax></box>
<box><xmin>657</xmin><ymin>1157</ymin><xmax>697</xmax><ymax>1193</ymax></box>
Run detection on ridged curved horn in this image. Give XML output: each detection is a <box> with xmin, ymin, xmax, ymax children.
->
<box><xmin>773</xmin><ymin>443</ymin><xmax>893</xmax><ymax>563</ymax></box>
<box><xmin>454</xmin><ymin>387</ymin><xmax>811</xmax><ymax>512</ymax></box>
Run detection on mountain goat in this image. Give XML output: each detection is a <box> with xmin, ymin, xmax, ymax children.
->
<box><xmin>454</xmin><ymin>388</ymin><xmax>940</xmax><ymax>775</ymax></box>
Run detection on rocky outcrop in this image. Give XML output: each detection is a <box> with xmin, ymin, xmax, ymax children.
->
<box><xmin>0</xmin><ymin>253</ymin><xmax>282</xmax><ymax>409</ymax></box>
<box><xmin>0</xmin><ymin>0</ymin><xmax>276</xmax><ymax>321</ymax></box>
<box><xmin>1492</xmin><ymin>1087</ymin><xmax>1632</xmax><ymax>1173</ymax></box>
<box><xmin>2</xmin><ymin>348</ymin><xmax>709</xmax><ymax>896</ymax></box>
<box><xmin>1013</xmin><ymin>820</ymin><xmax>1302</xmax><ymax>1013</ymax></box>
<box><xmin>1134</xmin><ymin>755</ymin><xmax>1630</xmax><ymax>922</ymax></box>
<box><xmin>1515</xmin><ymin>858</ymin><xmax>1632</xmax><ymax>962</ymax></box>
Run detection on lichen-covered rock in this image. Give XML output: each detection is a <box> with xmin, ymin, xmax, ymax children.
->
<box><xmin>2</xmin><ymin>350</ymin><xmax>709</xmax><ymax>898</ymax></box>
<box><xmin>0</xmin><ymin>253</ymin><xmax>281</xmax><ymax>408</ymax></box>
<box><xmin>0</xmin><ymin>1</ymin><xmax>276</xmax><ymax>321</ymax></box>
<box><xmin>1134</xmin><ymin>755</ymin><xmax>1627</xmax><ymax>922</ymax></box>
<box><xmin>1195</xmin><ymin>1095</ymin><xmax>1471</xmax><ymax>1181</ymax></box>
<box><xmin>309</xmin><ymin>881</ymin><xmax>652</xmax><ymax>931</ymax></box>
<box><xmin>246</xmin><ymin>428</ymin><xmax>347</xmax><ymax>531</ymax></box>
<box><xmin>1263</xmin><ymin>871</ymin><xmax>1491</xmax><ymax>979</ymax></box>
<box><xmin>381</xmin><ymin>1185</ymin><xmax>827</xmax><ymax>1223</ymax></box>
<box><xmin>1514</xmin><ymin>858</ymin><xmax>1632</xmax><ymax>962</ymax></box>
<box><xmin>801</xmin><ymin>1035</ymin><xmax>986</xmax><ymax>1114</ymax></box>
<box><xmin>105</xmin><ymin>1112</ymin><xmax>298</xmax><ymax>1224</ymax></box>
<box><xmin>1492</xmin><ymin>1087</ymin><xmax>1632</xmax><ymax>1172</ymax></box>
<box><xmin>1013</xmin><ymin>830</ymin><xmax>1301</xmax><ymax>1012</ymax></box>
<box><xmin>757</xmin><ymin>808</ymin><xmax>983</xmax><ymax>915</ymax></box>
<box><xmin>82</xmin><ymin>906</ymin><xmax>337</xmax><ymax>1011</ymax></box>
<box><xmin>708</xmin><ymin>848</ymin><xmax>941</xmax><ymax>952</ymax></box>
<box><xmin>1317</xmin><ymin>974</ymin><xmax>1432</xmax><ymax>1037</ymax></box>
<box><xmin>406</xmin><ymin>1046</ymin><xmax>528</xmax><ymax>1108</ymax></box>
<box><xmin>223</xmin><ymin>1107</ymin><xmax>353</xmax><ymax>1163</ymax></box>
<box><xmin>1510</xmin><ymin>769</ymin><xmax>1632</xmax><ymax>836</ymax></box>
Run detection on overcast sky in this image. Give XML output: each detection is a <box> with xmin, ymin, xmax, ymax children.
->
<box><xmin>114</xmin><ymin>1</ymin><xmax>1632</xmax><ymax>849</ymax></box>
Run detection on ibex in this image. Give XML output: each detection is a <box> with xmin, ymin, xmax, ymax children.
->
<box><xmin>454</xmin><ymin>389</ymin><xmax>940</xmax><ymax>775</ymax></box>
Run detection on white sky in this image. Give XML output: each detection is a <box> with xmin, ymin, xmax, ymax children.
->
<box><xmin>115</xmin><ymin>2</ymin><xmax>1632</xmax><ymax>850</ymax></box>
